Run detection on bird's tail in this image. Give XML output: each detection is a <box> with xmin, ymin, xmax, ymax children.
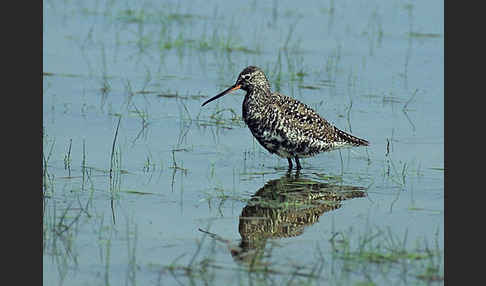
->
<box><xmin>334</xmin><ymin>127</ymin><xmax>369</xmax><ymax>146</ymax></box>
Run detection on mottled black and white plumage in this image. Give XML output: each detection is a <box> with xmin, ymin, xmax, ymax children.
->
<box><xmin>202</xmin><ymin>66</ymin><xmax>369</xmax><ymax>170</ymax></box>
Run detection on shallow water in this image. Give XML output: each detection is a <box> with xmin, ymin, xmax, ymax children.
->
<box><xmin>43</xmin><ymin>0</ymin><xmax>443</xmax><ymax>285</ymax></box>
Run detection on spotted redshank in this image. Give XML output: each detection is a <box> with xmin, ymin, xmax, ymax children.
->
<box><xmin>202</xmin><ymin>66</ymin><xmax>369</xmax><ymax>170</ymax></box>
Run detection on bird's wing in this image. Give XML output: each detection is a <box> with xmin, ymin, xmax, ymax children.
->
<box><xmin>270</xmin><ymin>93</ymin><xmax>369</xmax><ymax>147</ymax></box>
<box><xmin>268</xmin><ymin>93</ymin><xmax>338</xmax><ymax>144</ymax></box>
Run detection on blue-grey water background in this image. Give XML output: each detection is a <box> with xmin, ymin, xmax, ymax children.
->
<box><xmin>43</xmin><ymin>0</ymin><xmax>443</xmax><ymax>285</ymax></box>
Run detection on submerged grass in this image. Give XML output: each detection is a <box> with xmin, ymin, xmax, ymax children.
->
<box><xmin>329</xmin><ymin>226</ymin><xmax>443</xmax><ymax>284</ymax></box>
<box><xmin>196</xmin><ymin>105</ymin><xmax>245</xmax><ymax>130</ymax></box>
<box><xmin>116</xmin><ymin>9</ymin><xmax>203</xmax><ymax>25</ymax></box>
<box><xmin>114</xmin><ymin>4</ymin><xmax>262</xmax><ymax>56</ymax></box>
<box><xmin>43</xmin><ymin>129</ymin><xmax>56</xmax><ymax>196</ymax></box>
<box><xmin>156</xmin><ymin>233</ymin><xmax>323</xmax><ymax>286</ymax></box>
<box><xmin>109</xmin><ymin>116</ymin><xmax>122</xmax><ymax>180</ymax></box>
<box><xmin>114</xmin><ymin>6</ymin><xmax>260</xmax><ymax>55</ymax></box>
<box><xmin>407</xmin><ymin>32</ymin><xmax>441</xmax><ymax>38</ymax></box>
<box><xmin>150</xmin><ymin>223</ymin><xmax>442</xmax><ymax>285</ymax></box>
<box><xmin>45</xmin><ymin>1</ymin><xmax>443</xmax><ymax>285</ymax></box>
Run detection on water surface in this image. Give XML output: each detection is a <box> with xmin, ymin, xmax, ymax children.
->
<box><xmin>43</xmin><ymin>0</ymin><xmax>443</xmax><ymax>285</ymax></box>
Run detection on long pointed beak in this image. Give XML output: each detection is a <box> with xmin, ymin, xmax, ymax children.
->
<box><xmin>201</xmin><ymin>84</ymin><xmax>241</xmax><ymax>107</ymax></box>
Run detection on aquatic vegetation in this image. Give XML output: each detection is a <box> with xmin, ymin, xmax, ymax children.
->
<box><xmin>43</xmin><ymin>0</ymin><xmax>443</xmax><ymax>285</ymax></box>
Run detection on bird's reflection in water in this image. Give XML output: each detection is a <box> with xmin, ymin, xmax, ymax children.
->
<box><xmin>230</xmin><ymin>170</ymin><xmax>366</xmax><ymax>265</ymax></box>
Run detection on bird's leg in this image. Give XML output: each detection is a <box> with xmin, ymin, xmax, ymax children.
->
<box><xmin>295</xmin><ymin>157</ymin><xmax>302</xmax><ymax>170</ymax></box>
<box><xmin>287</xmin><ymin>158</ymin><xmax>293</xmax><ymax>170</ymax></box>
<box><xmin>295</xmin><ymin>168</ymin><xmax>301</xmax><ymax>178</ymax></box>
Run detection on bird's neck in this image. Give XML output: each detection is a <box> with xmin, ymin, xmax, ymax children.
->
<box><xmin>246</xmin><ymin>85</ymin><xmax>271</xmax><ymax>102</ymax></box>
<box><xmin>243</xmin><ymin>86</ymin><xmax>272</xmax><ymax>121</ymax></box>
